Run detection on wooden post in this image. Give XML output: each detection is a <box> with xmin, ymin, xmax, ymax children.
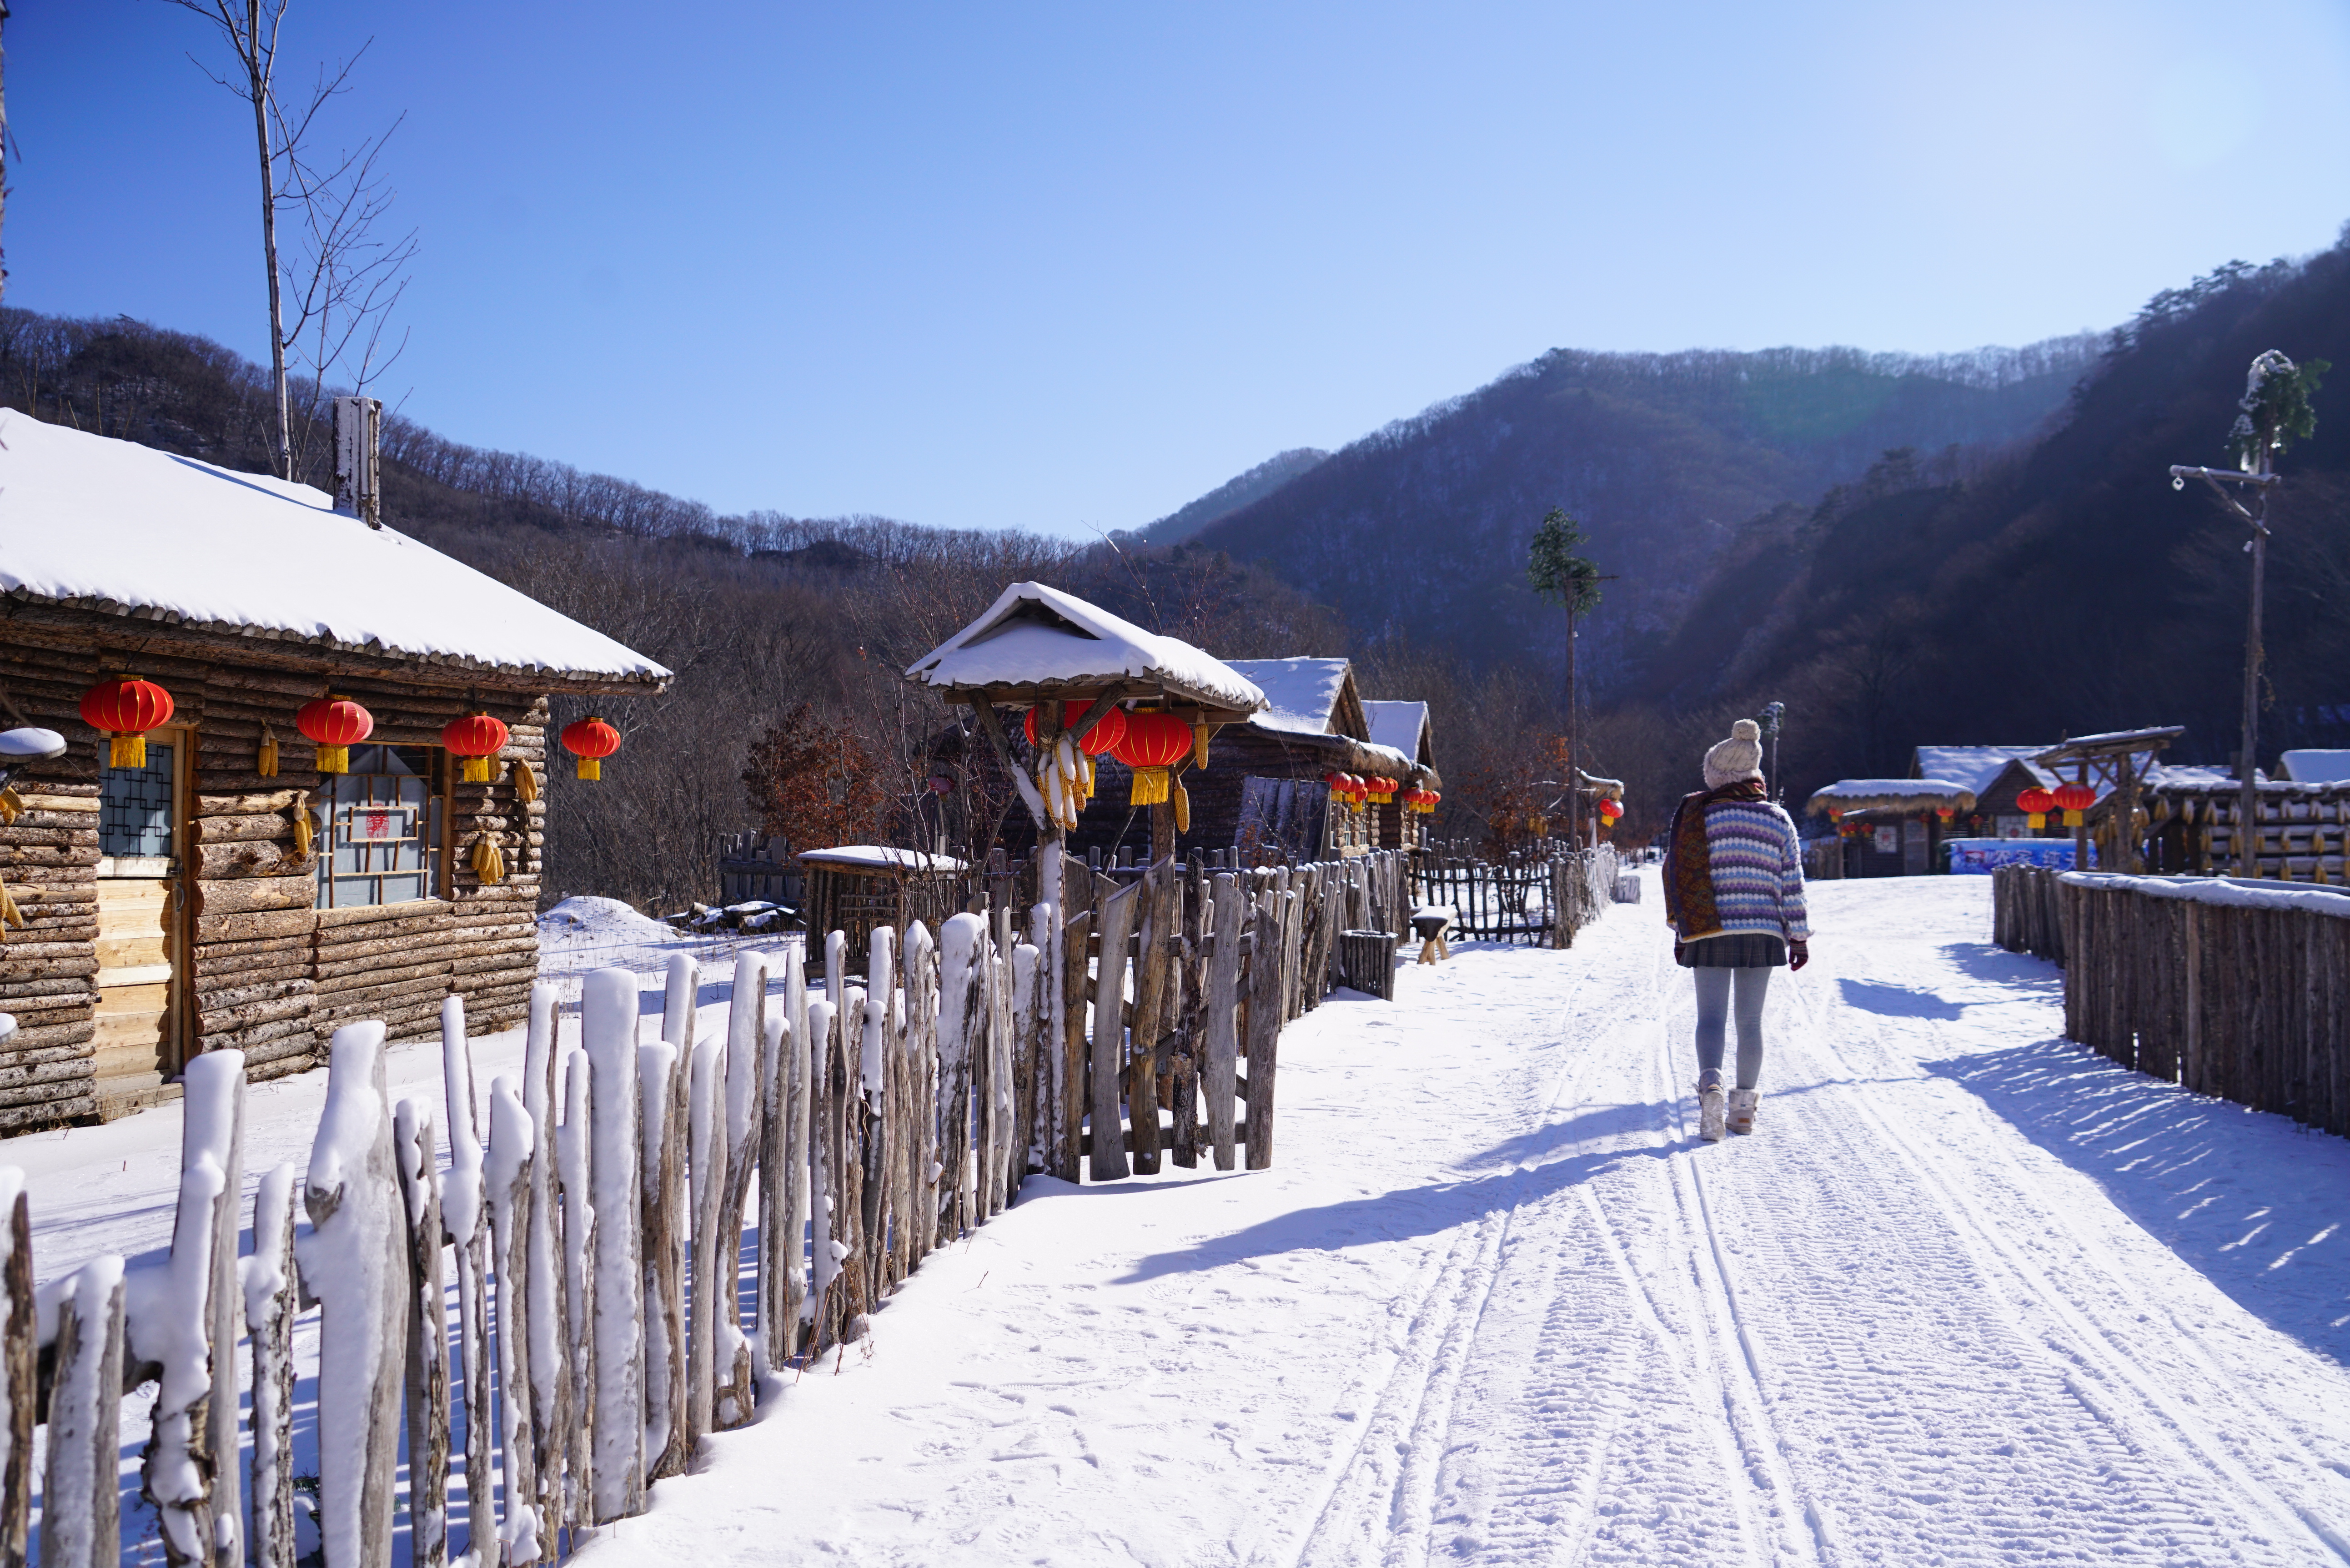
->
<box><xmin>556</xmin><ymin>1047</ymin><xmax>599</xmax><ymax>1533</ymax></box>
<box><xmin>1057</xmin><ymin>908</ymin><xmax>1093</xmax><ymax>1181</ymax></box>
<box><xmin>1090</xmin><ymin>881</ymin><xmax>1139</xmax><ymax>1181</ymax></box>
<box><xmin>986</xmin><ymin>910</ymin><xmax>1018</xmax><ymax>1215</ymax></box>
<box><xmin>583</xmin><ymin>968</ymin><xmax>645</xmax><ymax>1523</ymax></box>
<box><xmin>182</xmin><ymin>1048</ymin><xmax>246</xmax><ymax>1567</ymax></box>
<box><xmin>438</xmin><ymin>998</ymin><xmax>496</xmax><ymax>1559</ymax></box>
<box><xmin>299</xmin><ymin>1022</ymin><xmax>408</xmax><ymax>1568</ymax></box>
<box><xmin>1205</xmin><ymin>873</ymin><xmax>1242</xmax><ymax>1170</ymax></box>
<box><xmin>685</xmin><ymin>1031</ymin><xmax>724</xmax><ymax>1453</ymax></box>
<box><xmin>0</xmin><ymin>1174</ymin><xmax>27</xmax><ymax>1568</ymax></box>
<box><xmin>639</xmin><ymin>1031</ymin><xmax>688</xmax><ymax>1480</ymax></box>
<box><xmin>145</xmin><ymin>1051</ymin><xmax>237</xmax><ymax>1568</ymax></box>
<box><xmin>901</xmin><ymin>924</ymin><xmax>936</xmax><ymax>1277</ymax></box>
<box><xmin>519</xmin><ymin>985</ymin><xmax>570</xmax><ymax>1541</ymax></box>
<box><xmin>1128</xmin><ymin>860</ymin><xmax>1171</xmax><ymax>1174</ymax></box>
<box><xmin>39</xmin><ymin>1256</ymin><xmax>124</xmax><ymax>1568</ymax></box>
<box><xmin>486</xmin><ymin>1079</ymin><xmax>540</xmax><ymax>1564</ymax></box>
<box><xmin>715</xmin><ymin>949</ymin><xmax>765</xmax><ymax>1423</ymax></box>
<box><xmin>760</xmin><ymin>943</ymin><xmax>810</xmax><ymax>1372</ymax></box>
<box><xmin>391</xmin><ymin>1106</ymin><xmax>450</xmax><ymax>1568</ymax></box>
<box><xmin>1245</xmin><ymin>899</ymin><xmax>1283</xmax><ymax>1170</ymax></box>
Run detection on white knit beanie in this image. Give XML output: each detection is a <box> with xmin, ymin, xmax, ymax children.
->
<box><xmin>1703</xmin><ymin>718</ymin><xmax>1765</xmax><ymax>789</ymax></box>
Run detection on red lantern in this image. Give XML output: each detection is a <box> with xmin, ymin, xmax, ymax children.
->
<box><xmin>2053</xmin><ymin>780</ymin><xmax>2096</xmax><ymax>828</ymax></box>
<box><xmin>296</xmin><ymin>694</ymin><xmax>374</xmax><ymax>775</ymax></box>
<box><xmin>80</xmin><ymin>676</ymin><xmax>173</xmax><ymax>769</ymax></box>
<box><xmin>561</xmin><ymin>715</ymin><xmax>622</xmax><ymax>781</ymax></box>
<box><xmin>1599</xmin><ymin>798</ymin><xmax>1624</xmax><ymax>822</ymax></box>
<box><xmin>1936</xmin><ymin>805</ymin><xmax>1956</xmax><ymax>822</ymax></box>
<box><xmin>1025</xmin><ymin>703</ymin><xmax>1128</xmax><ymax>759</ymax></box>
<box><xmin>2016</xmin><ymin>785</ymin><xmax>2056</xmax><ymax>831</ymax></box>
<box><xmin>443</xmin><ymin>712</ymin><xmax>512</xmax><ymax>784</ymax></box>
<box><xmin>1113</xmin><ymin>710</ymin><xmax>1191</xmax><ymax>807</ymax></box>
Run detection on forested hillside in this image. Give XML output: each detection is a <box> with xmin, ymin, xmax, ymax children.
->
<box><xmin>1620</xmin><ymin>239</ymin><xmax>2350</xmax><ymax>813</ymax></box>
<box><xmin>1184</xmin><ymin>338</ymin><xmax>2101</xmax><ymax>694</ymax></box>
<box><xmin>1134</xmin><ymin>447</ymin><xmax>1328</xmax><ymax>544</ymax></box>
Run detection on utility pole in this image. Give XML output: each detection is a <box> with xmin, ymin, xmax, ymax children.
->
<box><xmin>1757</xmin><ymin>701</ymin><xmax>1786</xmax><ymax>803</ymax></box>
<box><xmin>2171</xmin><ymin>459</ymin><xmax>2277</xmax><ymax>875</ymax></box>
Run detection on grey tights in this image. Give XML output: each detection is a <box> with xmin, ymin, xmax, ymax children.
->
<box><xmin>1692</xmin><ymin>966</ymin><xmax>1771</xmax><ymax>1091</ymax></box>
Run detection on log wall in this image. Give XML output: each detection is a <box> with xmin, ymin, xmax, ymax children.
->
<box><xmin>0</xmin><ymin>629</ymin><xmax>553</xmax><ymax>1126</ymax></box>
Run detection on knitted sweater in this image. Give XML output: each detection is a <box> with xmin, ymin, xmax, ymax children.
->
<box><xmin>1675</xmin><ymin>799</ymin><xmax>1810</xmax><ymax>943</ymax></box>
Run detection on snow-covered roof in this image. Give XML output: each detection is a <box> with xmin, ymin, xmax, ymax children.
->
<box><xmin>1223</xmin><ymin>658</ymin><xmax>1350</xmax><ymax>735</ymax></box>
<box><xmin>2281</xmin><ymin>749</ymin><xmax>2350</xmax><ymax>784</ymax></box>
<box><xmin>1807</xmin><ymin>778</ymin><xmax>1978</xmax><ymax>815</ymax></box>
<box><xmin>795</xmin><ymin>846</ymin><xmax>969</xmax><ymax>873</ymax></box>
<box><xmin>904</xmin><ymin>582</ymin><xmax>1264</xmax><ymax>714</ymax></box>
<box><xmin>1363</xmin><ymin>699</ymin><xmax>1430</xmax><ymax>761</ymax></box>
<box><xmin>0</xmin><ymin>414</ymin><xmax>667</xmax><ymax>686</ymax></box>
<box><xmin>2145</xmin><ymin>764</ymin><xmax>2242</xmax><ymax>789</ymax></box>
<box><xmin>1911</xmin><ymin>746</ymin><xmax>2051</xmax><ymax>796</ymax></box>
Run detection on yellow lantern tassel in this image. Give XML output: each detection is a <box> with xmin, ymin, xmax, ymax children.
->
<box><xmin>513</xmin><ymin>758</ymin><xmax>541</xmax><ymax>803</ymax></box>
<box><xmin>316</xmin><ymin>744</ymin><xmax>350</xmax><ymax>775</ymax></box>
<box><xmin>1130</xmin><ymin>766</ymin><xmax>1170</xmax><ymax>808</ymax></box>
<box><xmin>107</xmin><ymin>734</ymin><xmax>146</xmax><ymax>770</ymax></box>
<box><xmin>2063</xmin><ymin>809</ymin><xmax>2083</xmax><ymax>828</ymax></box>
<box><xmin>257</xmin><ymin>723</ymin><xmax>280</xmax><ymax>779</ymax></box>
<box><xmin>471</xmin><ymin>832</ymin><xmax>507</xmax><ymax>885</ymax></box>
<box><xmin>575</xmin><ymin>755</ymin><xmax>600</xmax><ymax>781</ymax></box>
<box><xmin>0</xmin><ymin>785</ymin><xmax>19</xmax><ymax>826</ymax></box>
<box><xmin>1174</xmin><ymin>780</ymin><xmax>1190</xmax><ymax>834</ymax></box>
<box><xmin>462</xmin><ymin>754</ymin><xmax>494</xmax><ymax>784</ymax></box>
<box><xmin>2027</xmin><ymin>812</ymin><xmax>2045</xmax><ymax>831</ymax></box>
<box><xmin>1191</xmin><ymin>722</ymin><xmax>1209</xmax><ymax>770</ymax></box>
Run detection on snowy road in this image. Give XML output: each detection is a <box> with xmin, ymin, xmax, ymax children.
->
<box><xmin>591</xmin><ymin>871</ymin><xmax>2350</xmax><ymax>1567</ymax></box>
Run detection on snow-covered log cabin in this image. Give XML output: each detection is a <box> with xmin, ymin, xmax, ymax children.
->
<box><xmin>0</xmin><ymin>407</ymin><xmax>666</xmax><ymax>1128</ymax></box>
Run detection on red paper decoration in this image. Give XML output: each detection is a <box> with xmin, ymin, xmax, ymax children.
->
<box><xmin>80</xmin><ymin>677</ymin><xmax>174</xmax><ymax>769</ymax></box>
<box><xmin>443</xmin><ymin>712</ymin><xmax>512</xmax><ymax>784</ymax></box>
<box><xmin>561</xmin><ymin>715</ymin><xmax>622</xmax><ymax>781</ymax></box>
<box><xmin>297</xmin><ymin>694</ymin><xmax>375</xmax><ymax>775</ymax></box>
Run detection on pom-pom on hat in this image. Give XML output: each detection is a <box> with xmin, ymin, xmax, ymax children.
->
<box><xmin>1704</xmin><ymin>718</ymin><xmax>1765</xmax><ymax>789</ymax></box>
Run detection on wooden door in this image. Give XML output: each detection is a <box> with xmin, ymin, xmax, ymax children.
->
<box><xmin>92</xmin><ymin>731</ymin><xmax>186</xmax><ymax>1109</ymax></box>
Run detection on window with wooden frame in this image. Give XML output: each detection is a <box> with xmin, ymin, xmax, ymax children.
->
<box><xmin>316</xmin><ymin>744</ymin><xmax>447</xmax><ymax>908</ymax></box>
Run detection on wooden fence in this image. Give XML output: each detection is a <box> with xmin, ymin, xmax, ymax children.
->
<box><xmin>0</xmin><ymin>848</ymin><xmax>1416</xmax><ymax>1565</ymax></box>
<box><xmin>1992</xmin><ymin>867</ymin><xmax>2350</xmax><ymax>1137</ymax></box>
<box><xmin>1416</xmin><ymin>847</ymin><xmax>1621</xmax><ymax>947</ymax></box>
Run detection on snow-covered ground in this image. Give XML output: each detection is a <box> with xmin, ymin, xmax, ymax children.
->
<box><xmin>13</xmin><ymin>870</ymin><xmax>2350</xmax><ymax>1564</ymax></box>
<box><xmin>582</xmin><ymin>869</ymin><xmax>2350</xmax><ymax>1567</ymax></box>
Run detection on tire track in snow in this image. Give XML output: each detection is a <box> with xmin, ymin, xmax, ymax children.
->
<box><xmin>1278</xmin><ymin>936</ymin><xmax>1649</xmax><ymax>1568</ymax></box>
<box><xmin>1780</xmin><ymin>963</ymin><xmax>2350</xmax><ymax>1565</ymax></box>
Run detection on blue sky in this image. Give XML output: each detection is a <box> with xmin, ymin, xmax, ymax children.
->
<box><xmin>10</xmin><ymin>2</ymin><xmax>2350</xmax><ymax>535</ymax></box>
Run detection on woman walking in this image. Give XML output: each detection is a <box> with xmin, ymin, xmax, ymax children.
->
<box><xmin>1661</xmin><ymin>719</ymin><xmax>1809</xmax><ymax>1141</ymax></box>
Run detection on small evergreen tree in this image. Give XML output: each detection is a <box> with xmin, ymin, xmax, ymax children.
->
<box><xmin>1527</xmin><ymin>508</ymin><xmax>1606</xmax><ymax>839</ymax></box>
<box><xmin>2230</xmin><ymin>350</ymin><xmax>2329</xmax><ymax>471</ymax></box>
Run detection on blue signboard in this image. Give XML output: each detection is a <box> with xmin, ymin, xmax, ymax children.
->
<box><xmin>1943</xmin><ymin>837</ymin><xmax>2090</xmax><ymax>874</ymax></box>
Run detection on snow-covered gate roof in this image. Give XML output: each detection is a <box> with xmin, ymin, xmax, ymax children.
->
<box><xmin>904</xmin><ymin>581</ymin><xmax>1265</xmax><ymax>718</ymax></box>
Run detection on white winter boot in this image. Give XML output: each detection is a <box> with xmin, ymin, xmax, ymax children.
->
<box><xmin>1726</xmin><ymin>1089</ymin><xmax>1760</xmax><ymax>1136</ymax></box>
<box><xmin>1697</xmin><ymin>1071</ymin><xmax>1726</xmax><ymax>1142</ymax></box>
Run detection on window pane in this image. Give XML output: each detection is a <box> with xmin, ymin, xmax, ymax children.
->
<box><xmin>99</xmin><ymin>743</ymin><xmax>174</xmax><ymax>859</ymax></box>
<box><xmin>317</xmin><ymin>744</ymin><xmax>443</xmax><ymax>908</ymax></box>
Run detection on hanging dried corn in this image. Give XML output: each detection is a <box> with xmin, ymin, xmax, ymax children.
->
<box><xmin>512</xmin><ymin>758</ymin><xmax>541</xmax><ymax>804</ymax></box>
<box><xmin>0</xmin><ymin>874</ymin><xmax>21</xmax><ymax>935</ymax></box>
<box><xmin>257</xmin><ymin>722</ymin><xmax>280</xmax><ymax>779</ymax></box>
<box><xmin>0</xmin><ymin>784</ymin><xmax>19</xmax><ymax>826</ymax></box>
<box><xmin>1191</xmin><ymin>721</ymin><xmax>1209</xmax><ymax>770</ymax></box>
<box><xmin>470</xmin><ymin>830</ymin><xmax>508</xmax><ymax>885</ymax></box>
<box><xmin>1174</xmin><ymin>779</ymin><xmax>1190</xmax><ymax>834</ymax></box>
<box><xmin>290</xmin><ymin>790</ymin><xmax>315</xmax><ymax>860</ymax></box>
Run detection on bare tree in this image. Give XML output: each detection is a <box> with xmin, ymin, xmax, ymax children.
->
<box><xmin>1</xmin><ymin>0</ymin><xmax>11</xmax><ymax>304</ymax></box>
<box><xmin>167</xmin><ymin>2</ymin><xmax>414</xmax><ymax>479</ymax></box>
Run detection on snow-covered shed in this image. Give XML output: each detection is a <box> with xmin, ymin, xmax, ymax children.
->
<box><xmin>0</xmin><ymin>412</ymin><xmax>666</xmax><ymax>1127</ymax></box>
<box><xmin>1807</xmin><ymin>779</ymin><xmax>1978</xmax><ymax>877</ymax></box>
<box><xmin>1212</xmin><ymin>658</ymin><xmax>1437</xmax><ymax>863</ymax></box>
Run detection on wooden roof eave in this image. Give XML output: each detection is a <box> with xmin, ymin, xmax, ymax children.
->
<box><xmin>1</xmin><ymin>590</ymin><xmax>668</xmax><ymax>696</ymax></box>
<box><xmin>936</xmin><ymin>678</ymin><xmax>1258</xmax><ymax>729</ymax></box>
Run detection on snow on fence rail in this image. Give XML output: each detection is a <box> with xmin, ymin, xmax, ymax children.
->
<box><xmin>0</xmin><ymin>849</ymin><xmax>1418</xmax><ymax>1565</ymax></box>
<box><xmin>1992</xmin><ymin>865</ymin><xmax>2350</xmax><ymax>1137</ymax></box>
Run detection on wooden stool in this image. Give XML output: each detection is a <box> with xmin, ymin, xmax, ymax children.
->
<box><xmin>1411</xmin><ymin>911</ymin><xmax>1451</xmax><ymax>964</ymax></box>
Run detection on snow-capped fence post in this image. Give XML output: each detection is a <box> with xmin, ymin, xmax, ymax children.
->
<box><xmin>1087</xmin><ymin>885</ymin><xmax>1137</xmax><ymax>1182</ymax></box>
<box><xmin>1012</xmin><ymin>928</ymin><xmax>1042</xmax><ymax>1188</ymax></box>
<box><xmin>858</xmin><ymin>930</ymin><xmax>893</xmax><ymax>1308</ymax></box>
<box><xmin>1171</xmin><ymin>864</ymin><xmax>1207</xmax><ymax>1166</ymax></box>
<box><xmin>639</xmin><ymin>1026</ymin><xmax>688</xmax><ymax>1481</ymax></box>
<box><xmin>0</xmin><ymin>1169</ymin><xmax>35</xmax><ymax>1565</ymax></box>
<box><xmin>983</xmin><ymin>910</ymin><xmax>1017</xmax><ymax>1209</ymax></box>
<box><xmin>487</xmin><ymin>1077</ymin><xmax>540</xmax><ymax>1565</ymax></box>
<box><xmin>714</xmin><ymin>950</ymin><xmax>765</xmax><ymax>1425</ymax></box>
<box><xmin>391</xmin><ymin>1101</ymin><xmax>451</xmax><ymax>1568</ymax></box>
<box><xmin>904</xmin><ymin>924</ymin><xmax>939</xmax><ymax>1274</ymax></box>
<box><xmin>40</xmin><ymin>1255</ymin><xmax>125</xmax><ymax>1568</ymax></box>
<box><xmin>1204</xmin><ymin>873</ymin><xmax>1242</xmax><ymax>1170</ymax></box>
<box><xmin>520</xmin><ymin>985</ymin><xmax>571</xmax><ymax>1537</ymax></box>
<box><xmin>760</xmin><ymin>943</ymin><xmax>809</xmax><ymax>1370</ymax></box>
<box><xmin>1245</xmin><ymin>896</ymin><xmax>1283</xmax><ymax>1171</ymax></box>
<box><xmin>300</xmin><ymin>1020</ymin><xmax>408</xmax><ymax>1568</ymax></box>
<box><xmin>582</xmin><ymin>967</ymin><xmax>645</xmax><ymax>1523</ymax></box>
<box><xmin>183</xmin><ymin>1049</ymin><xmax>246</xmax><ymax>1564</ymax></box>
<box><xmin>141</xmin><ymin>1049</ymin><xmax>239</xmax><ymax>1568</ymax></box>
<box><xmin>246</xmin><ymin>1162</ymin><xmax>300</xmax><ymax>1568</ymax></box>
<box><xmin>684</xmin><ymin>1030</ymin><xmax>725</xmax><ymax>1452</ymax></box>
<box><xmin>557</xmin><ymin>1046</ymin><xmax>599</xmax><ymax>1530</ymax></box>
<box><xmin>804</xmin><ymin>994</ymin><xmax>842</xmax><ymax>1347</ymax></box>
<box><xmin>438</xmin><ymin>996</ymin><xmax>497</xmax><ymax>1557</ymax></box>
<box><xmin>831</xmin><ymin>976</ymin><xmax>870</xmax><ymax>1332</ymax></box>
<box><xmin>937</xmin><ymin>914</ymin><xmax>987</xmax><ymax>1220</ymax></box>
